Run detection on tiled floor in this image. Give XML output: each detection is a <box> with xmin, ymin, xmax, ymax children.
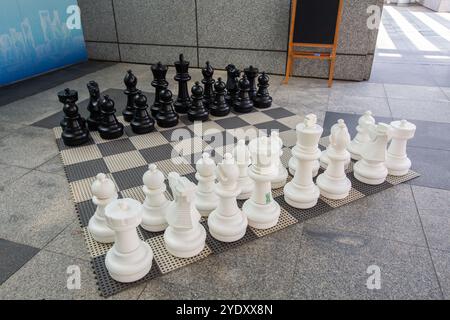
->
<box><xmin>0</xmin><ymin>4</ymin><xmax>449</xmax><ymax>300</ymax></box>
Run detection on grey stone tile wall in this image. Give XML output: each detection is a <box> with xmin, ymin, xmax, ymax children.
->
<box><xmin>79</xmin><ymin>0</ymin><xmax>382</xmax><ymax>81</ymax></box>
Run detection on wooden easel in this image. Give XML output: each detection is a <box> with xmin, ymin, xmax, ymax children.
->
<box><xmin>283</xmin><ymin>0</ymin><xmax>344</xmax><ymax>88</ymax></box>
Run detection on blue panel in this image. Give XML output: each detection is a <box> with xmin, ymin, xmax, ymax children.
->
<box><xmin>0</xmin><ymin>0</ymin><xmax>87</xmax><ymax>86</ymax></box>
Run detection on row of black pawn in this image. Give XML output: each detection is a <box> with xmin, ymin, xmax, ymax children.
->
<box><xmin>59</xmin><ymin>55</ymin><xmax>272</xmax><ymax>147</ymax></box>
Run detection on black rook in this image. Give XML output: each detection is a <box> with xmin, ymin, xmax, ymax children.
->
<box><xmin>59</xmin><ymin>88</ymin><xmax>89</xmax><ymax>146</ymax></box>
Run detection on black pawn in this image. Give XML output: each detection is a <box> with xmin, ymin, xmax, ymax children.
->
<box><xmin>210</xmin><ymin>77</ymin><xmax>230</xmax><ymax>117</ymax></box>
<box><xmin>58</xmin><ymin>88</ymin><xmax>89</xmax><ymax>146</ymax></box>
<box><xmin>150</xmin><ymin>62</ymin><xmax>169</xmax><ymax>117</ymax></box>
<box><xmin>254</xmin><ymin>72</ymin><xmax>272</xmax><ymax>109</ymax></box>
<box><xmin>123</xmin><ymin>70</ymin><xmax>140</xmax><ymax>122</ymax></box>
<box><xmin>188</xmin><ymin>82</ymin><xmax>209</xmax><ymax>122</ymax></box>
<box><xmin>173</xmin><ymin>54</ymin><xmax>191</xmax><ymax>114</ymax></box>
<box><xmin>98</xmin><ymin>95</ymin><xmax>124</xmax><ymax>140</ymax></box>
<box><xmin>131</xmin><ymin>93</ymin><xmax>155</xmax><ymax>134</ymax></box>
<box><xmin>156</xmin><ymin>89</ymin><xmax>179</xmax><ymax>128</ymax></box>
<box><xmin>244</xmin><ymin>65</ymin><xmax>259</xmax><ymax>101</ymax></box>
<box><xmin>201</xmin><ymin>61</ymin><xmax>215</xmax><ymax>109</ymax></box>
<box><xmin>86</xmin><ymin>81</ymin><xmax>103</xmax><ymax>130</ymax></box>
<box><xmin>225</xmin><ymin>64</ymin><xmax>240</xmax><ymax>106</ymax></box>
<box><xmin>234</xmin><ymin>75</ymin><xmax>254</xmax><ymax>114</ymax></box>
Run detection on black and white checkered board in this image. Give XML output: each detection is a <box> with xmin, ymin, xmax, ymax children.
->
<box><xmin>53</xmin><ymin>91</ymin><xmax>420</xmax><ymax>297</ymax></box>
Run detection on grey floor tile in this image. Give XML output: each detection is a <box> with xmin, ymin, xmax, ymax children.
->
<box><xmin>441</xmin><ymin>87</ymin><xmax>450</xmax><ymax>100</ymax></box>
<box><xmin>0</xmin><ymin>239</ymin><xmax>39</xmax><ymax>284</ymax></box>
<box><xmin>328</xmin><ymin>95</ymin><xmax>392</xmax><ymax>117</ymax></box>
<box><xmin>290</xmin><ymin>224</ymin><xmax>442</xmax><ymax>300</ymax></box>
<box><xmin>35</xmin><ymin>155</ymin><xmax>65</xmax><ymax>177</ymax></box>
<box><xmin>0</xmin><ymin>250</ymin><xmax>144</xmax><ymax>300</ymax></box>
<box><xmin>389</xmin><ymin>98</ymin><xmax>450</xmax><ymax>124</ymax></box>
<box><xmin>44</xmin><ymin>220</ymin><xmax>89</xmax><ymax>261</ymax></box>
<box><xmin>330</xmin><ymin>82</ymin><xmax>386</xmax><ymax>99</ymax></box>
<box><xmin>0</xmin><ymin>122</ymin><xmax>22</xmax><ymax>140</ymax></box>
<box><xmin>430</xmin><ymin>249</ymin><xmax>450</xmax><ymax>300</ymax></box>
<box><xmin>0</xmin><ymin>97</ymin><xmax>62</xmax><ymax>126</ymax></box>
<box><xmin>322</xmin><ymin>111</ymin><xmax>392</xmax><ymax>137</ymax></box>
<box><xmin>139</xmin><ymin>279</ymin><xmax>194</xmax><ymax>300</ymax></box>
<box><xmin>407</xmin><ymin>147</ymin><xmax>450</xmax><ymax>190</ymax></box>
<box><xmin>427</xmin><ymin>65</ymin><xmax>450</xmax><ymax>88</ymax></box>
<box><xmin>384</xmin><ymin>84</ymin><xmax>449</xmax><ymax>102</ymax></box>
<box><xmin>420</xmin><ymin>209</ymin><xmax>450</xmax><ymax>252</ymax></box>
<box><xmin>159</xmin><ymin>223</ymin><xmax>303</xmax><ymax>299</ymax></box>
<box><xmin>369</xmin><ymin>63</ymin><xmax>437</xmax><ymax>86</ymax></box>
<box><xmin>412</xmin><ymin>185</ymin><xmax>450</xmax><ymax>210</ymax></box>
<box><xmin>0</xmin><ymin>126</ymin><xmax>58</xmax><ymax>169</ymax></box>
<box><xmin>308</xmin><ymin>185</ymin><xmax>427</xmax><ymax>247</ymax></box>
<box><xmin>406</xmin><ymin>119</ymin><xmax>450</xmax><ymax>151</ymax></box>
<box><xmin>0</xmin><ymin>164</ymin><xmax>30</xmax><ymax>191</ymax></box>
<box><xmin>0</xmin><ymin>171</ymin><xmax>74</xmax><ymax>248</ymax></box>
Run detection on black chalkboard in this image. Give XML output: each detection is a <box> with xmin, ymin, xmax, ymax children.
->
<box><xmin>293</xmin><ymin>0</ymin><xmax>341</xmax><ymax>45</ymax></box>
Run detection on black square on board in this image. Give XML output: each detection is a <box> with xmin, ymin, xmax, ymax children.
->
<box><xmin>65</xmin><ymin>158</ymin><xmax>109</xmax><ymax>182</ymax></box>
<box><xmin>140</xmin><ymin>144</ymin><xmax>176</xmax><ymax>163</ymax></box>
<box><xmin>98</xmin><ymin>139</ymin><xmax>137</xmax><ymax>157</ymax></box>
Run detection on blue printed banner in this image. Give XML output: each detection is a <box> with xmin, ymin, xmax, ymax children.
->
<box><xmin>0</xmin><ymin>0</ymin><xmax>87</xmax><ymax>86</ymax></box>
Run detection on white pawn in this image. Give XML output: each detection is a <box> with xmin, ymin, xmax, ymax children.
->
<box><xmin>141</xmin><ymin>164</ymin><xmax>170</xmax><ymax>232</ymax></box>
<box><xmin>317</xmin><ymin>120</ymin><xmax>352</xmax><ymax>199</ymax></box>
<box><xmin>320</xmin><ymin>122</ymin><xmax>351</xmax><ymax>170</ymax></box>
<box><xmin>270</xmin><ymin>131</ymin><xmax>288</xmax><ymax>189</ymax></box>
<box><xmin>243</xmin><ymin>136</ymin><xmax>281</xmax><ymax>229</ymax></box>
<box><xmin>105</xmin><ymin>198</ymin><xmax>153</xmax><ymax>283</ymax></box>
<box><xmin>208</xmin><ymin>153</ymin><xmax>248</xmax><ymax>242</ymax></box>
<box><xmin>195</xmin><ymin>153</ymin><xmax>218</xmax><ymax>216</ymax></box>
<box><xmin>233</xmin><ymin>140</ymin><xmax>254</xmax><ymax>200</ymax></box>
<box><xmin>88</xmin><ymin>173</ymin><xmax>117</xmax><ymax>243</ymax></box>
<box><xmin>354</xmin><ymin>123</ymin><xmax>391</xmax><ymax>185</ymax></box>
<box><xmin>386</xmin><ymin>120</ymin><xmax>416</xmax><ymax>176</ymax></box>
<box><xmin>347</xmin><ymin>111</ymin><xmax>376</xmax><ymax>160</ymax></box>
<box><xmin>164</xmin><ymin>174</ymin><xmax>206</xmax><ymax>258</ymax></box>
<box><xmin>284</xmin><ymin>114</ymin><xmax>323</xmax><ymax>209</ymax></box>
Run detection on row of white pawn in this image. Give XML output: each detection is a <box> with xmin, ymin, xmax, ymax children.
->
<box><xmin>87</xmin><ymin>133</ymin><xmax>289</xmax><ymax>283</ymax></box>
<box><xmin>284</xmin><ymin>112</ymin><xmax>416</xmax><ymax>209</ymax></box>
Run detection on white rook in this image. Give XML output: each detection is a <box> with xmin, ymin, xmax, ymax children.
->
<box><xmin>105</xmin><ymin>198</ymin><xmax>153</xmax><ymax>283</ymax></box>
<box><xmin>386</xmin><ymin>120</ymin><xmax>416</xmax><ymax>176</ymax></box>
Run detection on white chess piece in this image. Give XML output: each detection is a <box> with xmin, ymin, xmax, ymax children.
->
<box><xmin>105</xmin><ymin>198</ymin><xmax>153</xmax><ymax>283</ymax></box>
<box><xmin>195</xmin><ymin>153</ymin><xmax>218</xmax><ymax>216</ymax></box>
<box><xmin>164</xmin><ymin>175</ymin><xmax>206</xmax><ymax>258</ymax></box>
<box><xmin>284</xmin><ymin>114</ymin><xmax>323</xmax><ymax>209</ymax></box>
<box><xmin>208</xmin><ymin>153</ymin><xmax>248</xmax><ymax>242</ymax></box>
<box><xmin>386</xmin><ymin>120</ymin><xmax>416</xmax><ymax>176</ymax></box>
<box><xmin>347</xmin><ymin>111</ymin><xmax>376</xmax><ymax>160</ymax></box>
<box><xmin>270</xmin><ymin>131</ymin><xmax>288</xmax><ymax>189</ymax></box>
<box><xmin>141</xmin><ymin>164</ymin><xmax>170</xmax><ymax>232</ymax></box>
<box><xmin>354</xmin><ymin>123</ymin><xmax>391</xmax><ymax>185</ymax></box>
<box><xmin>317</xmin><ymin>120</ymin><xmax>352</xmax><ymax>199</ymax></box>
<box><xmin>320</xmin><ymin>122</ymin><xmax>351</xmax><ymax>170</ymax></box>
<box><xmin>233</xmin><ymin>140</ymin><xmax>254</xmax><ymax>200</ymax></box>
<box><xmin>289</xmin><ymin>122</ymin><xmax>320</xmax><ymax>178</ymax></box>
<box><xmin>243</xmin><ymin>136</ymin><xmax>281</xmax><ymax>229</ymax></box>
<box><xmin>88</xmin><ymin>173</ymin><xmax>117</xmax><ymax>243</ymax></box>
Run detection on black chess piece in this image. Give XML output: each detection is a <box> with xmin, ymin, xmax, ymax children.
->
<box><xmin>234</xmin><ymin>75</ymin><xmax>254</xmax><ymax>113</ymax></box>
<box><xmin>210</xmin><ymin>77</ymin><xmax>230</xmax><ymax>117</ymax></box>
<box><xmin>123</xmin><ymin>70</ymin><xmax>140</xmax><ymax>122</ymax></box>
<box><xmin>254</xmin><ymin>72</ymin><xmax>273</xmax><ymax>109</ymax></box>
<box><xmin>225</xmin><ymin>64</ymin><xmax>240</xmax><ymax>106</ymax></box>
<box><xmin>150</xmin><ymin>62</ymin><xmax>169</xmax><ymax>117</ymax></box>
<box><xmin>188</xmin><ymin>82</ymin><xmax>209</xmax><ymax>122</ymax></box>
<box><xmin>59</xmin><ymin>91</ymin><xmax>86</xmax><ymax>130</ymax></box>
<box><xmin>86</xmin><ymin>81</ymin><xmax>103</xmax><ymax>130</ymax></box>
<box><xmin>173</xmin><ymin>54</ymin><xmax>191</xmax><ymax>114</ymax></box>
<box><xmin>98</xmin><ymin>95</ymin><xmax>124</xmax><ymax>140</ymax></box>
<box><xmin>58</xmin><ymin>88</ymin><xmax>89</xmax><ymax>146</ymax></box>
<box><xmin>156</xmin><ymin>89</ymin><xmax>179</xmax><ymax>128</ymax></box>
<box><xmin>244</xmin><ymin>65</ymin><xmax>259</xmax><ymax>101</ymax></box>
<box><xmin>201</xmin><ymin>61</ymin><xmax>215</xmax><ymax>109</ymax></box>
<box><xmin>131</xmin><ymin>93</ymin><xmax>155</xmax><ymax>134</ymax></box>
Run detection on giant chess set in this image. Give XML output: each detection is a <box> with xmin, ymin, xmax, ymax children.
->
<box><xmin>53</xmin><ymin>54</ymin><xmax>420</xmax><ymax>297</ymax></box>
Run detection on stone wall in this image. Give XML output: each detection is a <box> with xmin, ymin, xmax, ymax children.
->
<box><xmin>79</xmin><ymin>0</ymin><xmax>383</xmax><ymax>81</ymax></box>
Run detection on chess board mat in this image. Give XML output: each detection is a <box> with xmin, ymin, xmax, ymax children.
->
<box><xmin>52</xmin><ymin>89</ymin><xmax>420</xmax><ymax>297</ymax></box>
